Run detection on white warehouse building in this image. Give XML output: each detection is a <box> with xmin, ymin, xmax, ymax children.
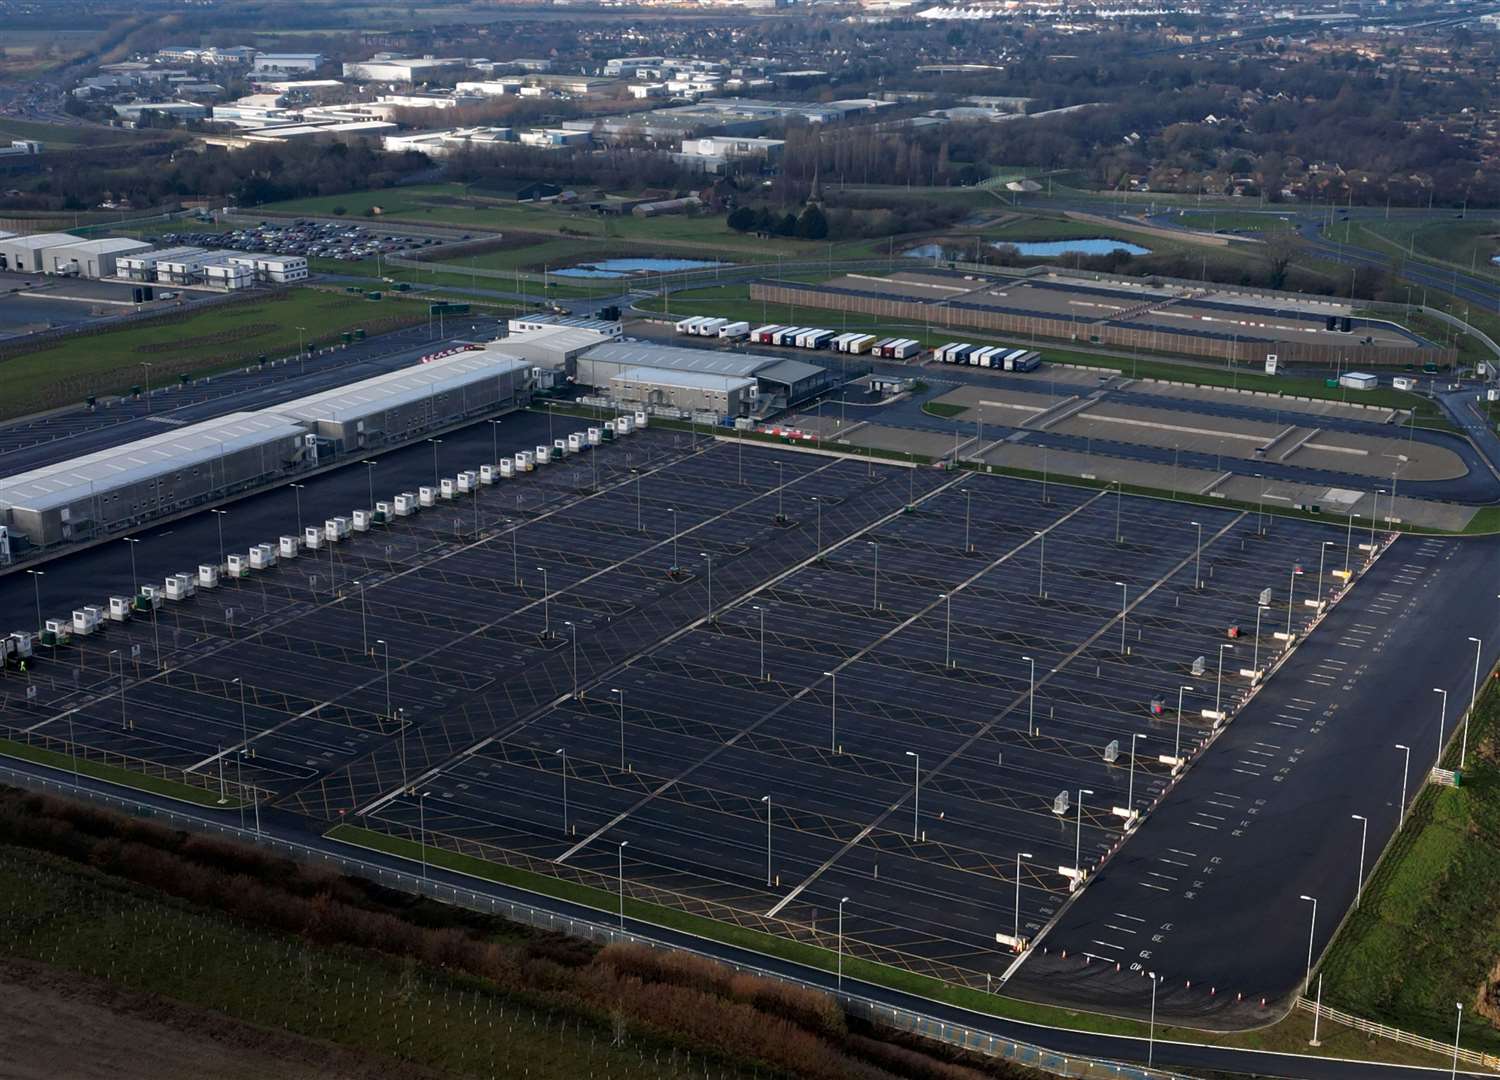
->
<box><xmin>44</xmin><ymin>237</ymin><xmax>153</xmax><ymax>279</ymax></box>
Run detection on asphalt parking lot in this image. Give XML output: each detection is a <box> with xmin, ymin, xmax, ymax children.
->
<box><xmin>0</xmin><ymin>425</ymin><xmax>1471</xmax><ymax>1012</ymax></box>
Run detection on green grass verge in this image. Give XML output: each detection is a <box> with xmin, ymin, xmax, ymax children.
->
<box><xmin>0</xmin><ymin>738</ymin><xmax>238</xmax><ymax>807</ymax></box>
<box><xmin>1317</xmin><ymin>674</ymin><xmax>1500</xmax><ymax>1057</ymax></box>
<box><xmin>0</xmin><ymin>287</ymin><xmax>427</xmax><ymax>419</ymax></box>
<box><xmin>923</xmin><ymin>401</ymin><xmax>968</xmax><ymax>418</ymax></box>
<box><xmin>1168</xmin><ymin>210</ymin><xmax>1297</xmax><ymax>234</ymax></box>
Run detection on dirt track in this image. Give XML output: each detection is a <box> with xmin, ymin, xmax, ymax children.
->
<box><xmin>0</xmin><ymin>957</ymin><xmax>447</xmax><ymax>1080</ymax></box>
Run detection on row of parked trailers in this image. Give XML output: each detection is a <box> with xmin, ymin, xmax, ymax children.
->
<box><xmin>746</xmin><ymin>326</ymin><xmax>922</xmax><ymax>359</ymax></box>
<box><xmin>674</xmin><ymin>317</ymin><xmax>751</xmax><ymax>340</ymax></box>
<box><xmin>1</xmin><ymin>413</ymin><xmax>650</xmax><ymax>664</ymax></box>
<box><xmin>933</xmin><ymin>343</ymin><xmax>1041</xmax><ymax>371</ymax></box>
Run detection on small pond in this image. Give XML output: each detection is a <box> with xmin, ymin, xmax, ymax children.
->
<box><xmin>998</xmin><ymin>238</ymin><xmax>1152</xmax><ymax>257</ymax></box>
<box><xmin>553</xmin><ymin>257</ymin><xmax>725</xmax><ymax>278</ymax></box>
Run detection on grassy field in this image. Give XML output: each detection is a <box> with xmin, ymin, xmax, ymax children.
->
<box><xmin>0</xmin><ymin>287</ymin><xmax>426</xmax><ymax>419</ymax></box>
<box><xmin>1170</xmin><ymin>209</ymin><xmax>1297</xmax><ymax>233</ymax></box>
<box><xmin>638</xmin><ymin>283</ymin><xmax>1437</xmax><ymax>416</ymax></box>
<box><xmin>0</xmin><ymin>737</ymin><xmax>241</xmax><ymax>808</ymax></box>
<box><xmin>1318</xmin><ymin>672</ymin><xmax>1500</xmax><ymax>1057</ymax></box>
<box><xmin>316</xmin><ymin>255</ymin><xmax>619</xmax><ymax>302</ymax></box>
<box><xmin>1332</xmin><ymin>218</ymin><xmax>1500</xmax><ymax>280</ymax></box>
<box><xmin>0</xmin><ymin>844</ymin><xmax>767</xmax><ymax>1080</ymax></box>
<box><xmin>258</xmin><ymin>183</ymin><xmax>879</xmax><ymax>262</ymax></box>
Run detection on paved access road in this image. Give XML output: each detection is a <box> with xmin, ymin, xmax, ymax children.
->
<box><xmin>1007</xmin><ymin>529</ymin><xmax>1500</xmax><ymax>1025</ymax></box>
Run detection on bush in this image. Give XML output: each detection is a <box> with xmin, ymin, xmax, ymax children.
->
<box><xmin>331</xmin><ymin>205</ymin><xmax>347</xmax><ymax>216</ymax></box>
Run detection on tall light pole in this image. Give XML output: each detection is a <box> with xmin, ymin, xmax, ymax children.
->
<box><xmin>1074</xmin><ymin>788</ymin><xmax>1094</xmax><ymax>883</ymax></box>
<box><xmin>1035</xmin><ymin>530</ymin><xmax>1046</xmax><ymax>598</ymax></box>
<box><xmin>1351</xmin><ymin>813</ymin><xmax>1368</xmax><ymax>907</ymax></box>
<box><xmin>618</xmin><ymin>840</ymin><xmax>629</xmax><ymax>928</ymax></box>
<box><xmin>610</xmin><ymin>687</ymin><xmax>626</xmax><ymax>770</ymax></box>
<box><xmin>1114</xmin><ymin>581</ymin><xmax>1128</xmax><ymax>655</ymax></box>
<box><xmin>26</xmin><ymin>569</ymin><xmax>44</xmax><ymax>638</ymax></box>
<box><xmin>487</xmin><ymin>418</ymin><xmax>502</xmax><ymax>465</ymax></box>
<box><xmin>1148</xmin><ymin>971</ymin><xmax>1159</xmax><ymax>1067</ymax></box>
<box><xmin>123</xmin><ymin>536</ymin><xmax>141</xmax><ymax>598</ymax></box>
<box><xmin>1287</xmin><ymin>565</ymin><xmax>1302</xmax><ymax>638</ymax></box>
<box><xmin>290</xmin><ymin>482</ymin><xmax>305</xmax><ymax>539</ymax></box>
<box><xmin>1395</xmin><ymin>743</ymin><xmax>1411</xmax><ymax>829</ymax></box>
<box><xmin>824</xmin><ymin>670</ymin><xmax>838</xmax><ymax>752</ymax></box>
<box><xmin>940</xmin><ymin>592</ymin><xmax>952</xmax><ymax>669</ymax></box>
<box><xmin>905</xmin><ymin>750</ymin><xmax>920</xmax><ymax>841</ymax></box>
<box><xmin>564</xmin><ymin>620</ymin><xmax>578</xmax><ymax>698</ymax></box>
<box><xmin>1013</xmin><ymin>851</ymin><xmax>1033</xmax><ymax>945</ymax></box>
<box><xmin>868</xmin><ymin>540</ymin><xmax>880</xmax><ymax>612</ymax></box>
<box><xmin>1434</xmin><ymin>687</ymin><xmax>1449</xmax><ymax>765</ymax></box>
<box><xmin>754</xmin><ymin>605</ymin><xmax>766</xmax><ymax>681</ymax></box>
<box><xmin>1127</xmin><ymin>733</ymin><xmax>1145</xmax><ymax>814</ymax></box>
<box><xmin>1452</xmin><ymin>1003</ymin><xmax>1464</xmax><ymax>1080</ymax></box>
<box><xmin>417</xmin><ymin>790</ymin><xmax>433</xmax><ymax>881</ymax></box>
<box><xmin>536</xmin><ymin>565</ymin><xmax>550</xmax><ymax>638</ymax></box>
<box><xmin>1299</xmin><ymin>894</ymin><xmax>1317</xmax><ymax>994</ymax></box>
<box><xmin>361</xmin><ymin>459</ymin><xmax>377</xmax><ymax>510</ymax></box>
<box><xmin>232</xmin><ymin>676</ymin><xmax>246</xmax><ymax>829</ymax></box>
<box><xmin>1189</xmin><ymin>520</ymin><xmax>1202</xmax><ymax>588</ymax></box>
<box><xmin>427</xmin><ymin>437</ymin><xmax>442</xmax><ymax>486</ymax></box>
<box><xmin>761</xmin><ymin>794</ymin><xmax>772</xmax><ymax>886</ymax></box>
<box><xmin>211</xmin><ymin>508</ymin><xmax>228</xmax><ymax>570</ymax></box>
<box><xmin>556</xmin><ymin>748</ymin><xmax>569</xmax><ymax>836</ymax></box>
<box><xmin>1316</xmin><ymin>540</ymin><xmax>1335</xmax><ymax>604</ymax></box>
<box><xmin>1465</xmin><ymin>636</ymin><xmax>1481</xmax><ymax>769</ymax></box>
<box><xmin>1114</xmin><ymin>482</ymin><xmax>1123</xmax><ymax>545</ymax></box>
<box><xmin>1252</xmin><ymin>604</ymin><xmax>1268</xmax><ymax>674</ymax></box>
<box><xmin>353</xmin><ymin>579</ymin><xmax>368</xmax><ymax>656</ymax></box>
<box><xmin>1216</xmin><ymin>643</ymin><xmax>1234</xmax><ymax>717</ymax></box>
<box><xmin>667</xmin><ymin>507</ymin><xmax>680</xmax><ymax>574</ymax></box>
<box><xmin>963</xmin><ymin>489</ymin><xmax>973</xmax><ymax>553</ymax></box>
<box><xmin>1023</xmin><ymin>655</ymin><xmax>1036</xmax><ymax>736</ymax></box>
<box><xmin>837</xmin><ymin>896</ymin><xmax>850</xmax><ymax>990</ymax></box>
<box><xmin>1176</xmin><ymin>685</ymin><xmax>1193</xmax><ymax>761</ymax></box>
<box><xmin>700</xmin><ymin>551</ymin><xmax>713</xmax><ymax>617</ymax></box>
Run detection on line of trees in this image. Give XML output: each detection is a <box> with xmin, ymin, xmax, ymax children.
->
<box><xmin>0</xmin><ymin>787</ymin><xmax>1038</xmax><ymax>1080</ymax></box>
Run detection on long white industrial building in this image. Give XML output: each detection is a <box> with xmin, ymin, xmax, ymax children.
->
<box><xmin>0</xmin><ymin>346</ymin><xmax>533</xmax><ymax>554</ymax></box>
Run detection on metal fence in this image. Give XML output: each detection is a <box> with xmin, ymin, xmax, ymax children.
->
<box><xmin>0</xmin><ymin>763</ymin><xmax>1194</xmax><ymax>1080</ymax></box>
<box><xmin>1294</xmin><ymin>998</ymin><xmax>1500</xmax><ymax>1072</ymax></box>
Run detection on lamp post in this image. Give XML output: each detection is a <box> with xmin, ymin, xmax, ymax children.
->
<box><xmin>1176</xmin><ymin>684</ymin><xmax>1193</xmax><ymax>761</ymax></box>
<box><xmin>556</xmin><ymin>748</ymin><xmax>569</xmax><ymax>836</ymax></box>
<box><xmin>1023</xmin><ymin>655</ymin><xmax>1036</xmax><ymax>736</ymax></box>
<box><xmin>211</xmin><ymin>508</ymin><xmax>228</xmax><ymax>570</ymax></box>
<box><xmin>1287</xmin><ymin>565</ymin><xmax>1302</xmax><ymax>638</ymax></box>
<box><xmin>905</xmin><ymin>750</ymin><xmax>920</xmax><ymax>841</ymax></box>
<box><xmin>963</xmin><ymin>489</ymin><xmax>973</xmax><ymax>553</ymax></box>
<box><xmin>427</xmin><ymin>437</ymin><xmax>442</xmax><ymax>487</ymax></box>
<box><xmin>361</xmin><ymin>459</ymin><xmax>377</xmax><ymax>510</ymax></box>
<box><xmin>1013</xmin><ymin>851</ymin><xmax>1033</xmax><ymax>945</ymax></box>
<box><xmin>1395</xmin><ymin>743</ymin><xmax>1411</xmax><ymax>829</ymax></box>
<box><xmin>1114</xmin><ymin>581</ymin><xmax>1128</xmax><ymax>655</ymax></box>
<box><xmin>1036</xmin><ymin>530</ymin><xmax>1046</xmax><ymax>598</ymax></box>
<box><xmin>1351</xmin><ymin>813</ymin><xmax>1368</xmax><ymax>907</ymax></box>
<box><xmin>1074</xmin><ymin>788</ymin><xmax>1094</xmax><ymax>883</ymax></box>
<box><xmin>1127</xmin><ymin>733</ymin><xmax>1145</xmax><ymax>815</ymax></box>
<box><xmin>1189</xmin><ymin>520</ymin><xmax>1203</xmax><ymax>589</ymax></box>
<box><xmin>123</xmin><ymin>536</ymin><xmax>141</xmax><ymax>598</ymax></box>
<box><xmin>1316</xmin><ymin>541</ymin><xmax>1335</xmax><ymax>604</ymax></box>
<box><xmin>868</xmin><ymin>540</ymin><xmax>880</xmax><ymax>612</ymax></box>
<box><xmin>837</xmin><ymin>896</ymin><xmax>850</xmax><ymax>990</ymax></box>
<box><xmin>940</xmin><ymin>592</ymin><xmax>952</xmax><ymax>669</ymax></box>
<box><xmin>753</xmin><ymin>605</ymin><xmax>766</xmax><ymax>681</ymax></box>
<box><xmin>1452</xmin><ymin>1003</ymin><xmax>1464</xmax><ymax>1080</ymax></box>
<box><xmin>26</xmin><ymin>569</ymin><xmax>43</xmax><ymax>638</ymax></box>
<box><xmin>352</xmin><ymin>579</ymin><xmax>369</xmax><ymax>655</ymax></box>
<box><xmin>1148</xmin><ymin>972</ymin><xmax>1159</xmax><ymax>1067</ymax></box>
<box><xmin>761</xmin><ymin>794</ymin><xmax>772</xmax><ymax>886</ymax></box>
<box><xmin>564</xmin><ymin>620</ymin><xmax>578</xmax><ymax>697</ymax></box>
<box><xmin>487</xmin><ymin>419</ymin><xmax>502</xmax><ymax>465</ymax></box>
<box><xmin>290</xmin><ymin>482</ymin><xmax>305</xmax><ymax>539</ymax></box>
<box><xmin>1434</xmin><ymin>687</ymin><xmax>1449</xmax><ymax>765</ymax></box>
<box><xmin>1465</xmin><ymin>636</ymin><xmax>1481</xmax><ymax>769</ymax></box>
<box><xmin>618</xmin><ymin>840</ymin><xmax>629</xmax><ymax>928</ymax></box>
<box><xmin>1252</xmin><ymin>604</ymin><xmax>1268</xmax><ymax>674</ymax></box>
<box><xmin>1115</xmin><ymin>482</ymin><xmax>1124</xmax><ymax>545</ymax></box>
<box><xmin>700</xmin><ymin>551</ymin><xmax>713</xmax><ymax>617</ymax></box>
<box><xmin>536</xmin><ymin>566</ymin><xmax>550</xmax><ymax>638</ymax></box>
<box><xmin>1298</xmin><ymin>894</ymin><xmax>1317</xmax><ymax>993</ymax></box>
<box><xmin>667</xmin><ymin>507</ymin><xmax>680</xmax><ymax>574</ymax></box>
<box><xmin>824</xmin><ymin>670</ymin><xmax>838</xmax><ymax>752</ymax></box>
<box><xmin>1216</xmin><ymin>643</ymin><xmax>1234</xmax><ymax>717</ymax></box>
<box><xmin>610</xmin><ymin>687</ymin><xmax>626</xmax><ymax>770</ymax></box>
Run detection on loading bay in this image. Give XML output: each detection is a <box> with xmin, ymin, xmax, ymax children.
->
<box><xmin>7</xmin><ymin>414</ymin><xmax>1488</xmax><ymax>1024</ymax></box>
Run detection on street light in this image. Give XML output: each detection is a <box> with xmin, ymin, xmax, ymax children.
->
<box><xmin>564</xmin><ymin>620</ymin><xmax>578</xmax><ymax>698</ymax></box>
<box><xmin>1351</xmin><ymin>813</ymin><xmax>1368</xmax><ymax>907</ymax></box>
<box><xmin>905</xmin><ymin>751</ymin><xmax>920</xmax><ymax>841</ymax></box>
<box><xmin>1189</xmin><ymin>520</ymin><xmax>1202</xmax><ymax>588</ymax></box>
<box><xmin>1465</xmin><ymin>636</ymin><xmax>1482</xmax><ymax>769</ymax></box>
<box><xmin>1316</xmin><ymin>541</ymin><xmax>1336</xmax><ymax>604</ymax></box>
<box><xmin>824</xmin><ymin>670</ymin><xmax>838</xmax><ymax>752</ymax></box>
<box><xmin>940</xmin><ymin>592</ymin><xmax>953</xmax><ymax>669</ymax></box>
<box><xmin>361</xmin><ymin>459</ymin><xmax>377</xmax><ymax>510</ymax></box>
<box><xmin>1114</xmin><ymin>482</ymin><xmax>1123</xmax><ymax>545</ymax></box>
<box><xmin>427</xmin><ymin>437</ymin><xmax>443</xmax><ymax>487</ymax></box>
<box><xmin>1147</xmin><ymin>971</ymin><xmax>1159</xmax><ymax>1068</ymax></box>
<box><xmin>761</xmin><ymin>794</ymin><xmax>772</xmax><ymax>886</ymax></box>
<box><xmin>837</xmin><ymin>896</ymin><xmax>850</xmax><ymax>990</ymax></box>
<box><xmin>1013</xmin><ymin>851</ymin><xmax>1033</xmax><ymax>946</ymax></box>
<box><xmin>1434</xmin><ymin>687</ymin><xmax>1449</xmax><ymax>766</ymax></box>
<box><xmin>667</xmin><ymin>507</ymin><xmax>680</xmax><ymax>574</ymax></box>
<box><xmin>353</xmin><ymin>579</ymin><xmax>369</xmax><ymax>656</ymax></box>
<box><xmin>963</xmin><ymin>489</ymin><xmax>973</xmax><ymax>553</ymax></box>
<box><xmin>1299</xmin><ymin>894</ymin><xmax>1317</xmax><ymax>993</ymax></box>
<box><xmin>1126</xmin><ymin>733</ymin><xmax>1146</xmax><ymax>815</ymax></box>
<box><xmin>610</xmin><ymin>687</ymin><xmax>626</xmax><ymax>770</ymax></box>
<box><xmin>1216</xmin><ymin>643</ymin><xmax>1234</xmax><ymax>717</ymax></box>
<box><xmin>1035</xmin><ymin>530</ymin><xmax>1046</xmax><ymax>598</ymax></box>
<box><xmin>1175</xmin><ymin>685</ymin><xmax>1193</xmax><ymax>761</ymax></box>
<box><xmin>1023</xmin><ymin>655</ymin><xmax>1037</xmax><ymax>736</ymax></box>
<box><xmin>536</xmin><ymin>566</ymin><xmax>551</xmax><ymax>638</ymax></box>
<box><xmin>1287</xmin><ymin>564</ymin><xmax>1304</xmax><ymax>638</ymax></box>
<box><xmin>868</xmin><ymin>540</ymin><xmax>880</xmax><ymax>612</ymax></box>
<box><xmin>1073</xmin><ymin>788</ymin><xmax>1094</xmax><ymax>883</ymax></box>
<box><xmin>1252</xmin><ymin>604</ymin><xmax>1269</xmax><ymax>674</ymax></box>
<box><xmin>26</xmin><ymin>569</ymin><xmax>44</xmax><ymax>639</ymax></box>
<box><xmin>556</xmin><ymin>748</ymin><xmax>569</xmax><ymax>836</ymax></box>
<box><xmin>123</xmin><ymin>536</ymin><xmax>141</xmax><ymax>598</ymax></box>
<box><xmin>700</xmin><ymin>551</ymin><xmax>713</xmax><ymax>617</ymax></box>
<box><xmin>418</xmin><ymin>790</ymin><xmax>432</xmax><ymax>882</ymax></box>
<box><xmin>487</xmin><ymin>418</ymin><xmax>503</xmax><ymax>465</ymax></box>
<box><xmin>210</xmin><ymin>508</ymin><xmax>229</xmax><ymax>570</ymax></box>
<box><xmin>1114</xmin><ymin>581</ymin><xmax>1128</xmax><ymax>655</ymax></box>
<box><xmin>1452</xmin><ymin>1003</ymin><xmax>1464</xmax><ymax>1080</ymax></box>
<box><xmin>753</xmin><ymin>605</ymin><xmax>766</xmax><ymax>681</ymax></box>
<box><xmin>1395</xmin><ymin>743</ymin><xmax>1411</xmax><ymax>829</ymax></box>
<box><xmin>290</xmin><ymin>482</ymin><xmax>305</xmax><ymax>538</ymax></box>
<box><xmin>618</xmin><ymin>840</ymin><xmax>629</xmax><ymax>928</ymax></box>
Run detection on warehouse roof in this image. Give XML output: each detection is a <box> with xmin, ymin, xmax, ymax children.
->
<box><xmin>275</xmin><ymin>347</ymin><xmax>528</xmax><ymax>423</ymax></box>
<box><xmin>754</xmin><ymin>357</ymin><xmax>824</xmax><ymax>387</ymax></box>
<box><xmin>581</xmin><ymin>341</ymin><xmax>777</xmax><ymax>377</ymax></box>
<box><xmin>50</xmin><ymin>237</ymin><xmax>154</xmax><ymax>256</ymax></box>
<box><xmin>118</xmin><ymin>246</ymin><xmax>207</xmax><ymax>264</ymax></box>
<box><xmin>0</xmin><ymin>412</ymin><xmax>305</xmax><ymax>514</ymax></box>
<box><xmin>2</xmin><ymin>232</ymin><xmax>78</xmax><ymax>251</ymax></box>
<box><xmin>611</xmin><ymin>366</ymin><xmax>757</xmax><ymax>391</ymax></box>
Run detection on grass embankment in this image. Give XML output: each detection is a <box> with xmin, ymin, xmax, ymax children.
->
<box><xmin>1318</xmin><ymin>673</ymin><xmax>1500</xmax><ymax>1058</ymax></box>
<box><xmin>1332</xmin><ymin>218</ymin><xmax>1500</xmax><ymax>282</ymax></box>
<box><xmin>0</xmin><ymin>737</ymin><xmax>240</xmax><ymax>808</ymax></box>
<box><xmin>1169</xmin><ymin>210</ymin><xmax>1297</xmax><ymax>234</ymax></box>
<box><xmin>639</xmin><ymin>283</ymin><xmax>1437</xmax><ymax>417</ymax></box>
<box><xmin>0</xmin><ymin>287</ymin><xmax>426</xmax><ymax>420</ymax></box>
<box><xmin>0</xmin><ymin>787</ymin><xmax>1047</xmax><ymax>1080</ymax></box>
<box><xmin>312</xmin><ymin>255</ymin><xmax>617</xmax><ymax>302</ymax></box>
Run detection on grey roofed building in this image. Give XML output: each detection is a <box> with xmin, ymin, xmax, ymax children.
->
<box><xmin>0</xmin><ymin>411</ymin><xmax>309</xmax><ymax>548</ymax></box>
<box><xmin>576</xmin><ymin>341</ymin><xmax>835</xmax><ymax>406</ymax></box>
<box><xmin>609</xmin><ymin>366</ymin><xmax>757</xmax><ymax>415</ymax></box>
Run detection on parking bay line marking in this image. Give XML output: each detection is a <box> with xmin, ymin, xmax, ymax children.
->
<box><xmin>771</xmin><ymin>507</ymin><xmax>1250</xmax><ymax>923</ymax></box>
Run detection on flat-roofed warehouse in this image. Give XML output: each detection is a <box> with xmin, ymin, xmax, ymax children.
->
<box><xmin>577</xmin><ymin>341</ymin><xmax>837</xmax><ymax>405</ymax></box>
<box><xmin>0</xmin><ymin>232</ymin><xmax>78</xmax><ymax>273</ymax></box>
<box><xmin>0</xmin><ymin>412</ymin><xmax>311</xmax><ymax>549</ymax></box>
<box><xmin>275</xmin><ymin>346</ymin><xmax>533</xmax><ymax>453</ymax></box>
<box><xmin>610</xmin><ymin>366</ymin><xmax>757</xmax><ymax>415</ymax></box>
<box><xmin>45</xmin><ymin>237</ymin><xmax>153</xmax><ymax>279</ymax></box>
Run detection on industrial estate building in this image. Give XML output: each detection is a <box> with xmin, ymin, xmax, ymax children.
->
<box><xmin>574</xmin><ymin>341</ymin><xmax>839</xmax><ymax>414</ymax></box>
<box><xmin>0</xmin><ymin>347</ymin><xmax>533</xmax><ymax>554</ymax></box>
<box><xmin>0</xmin><ymin>231</ymin><xmax>304</xmax><ymax>288</ymax></box>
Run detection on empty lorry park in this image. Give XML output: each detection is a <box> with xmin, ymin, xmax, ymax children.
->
<box><xmin>2</xmin><ymin>400</ymin><xmax>1496</xmax><ymax>1047</ymax></box>
<box><xmin>748</xmin><ymin>268</ymin><xmax>1451</xmax><ymax>369</ymax></box>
